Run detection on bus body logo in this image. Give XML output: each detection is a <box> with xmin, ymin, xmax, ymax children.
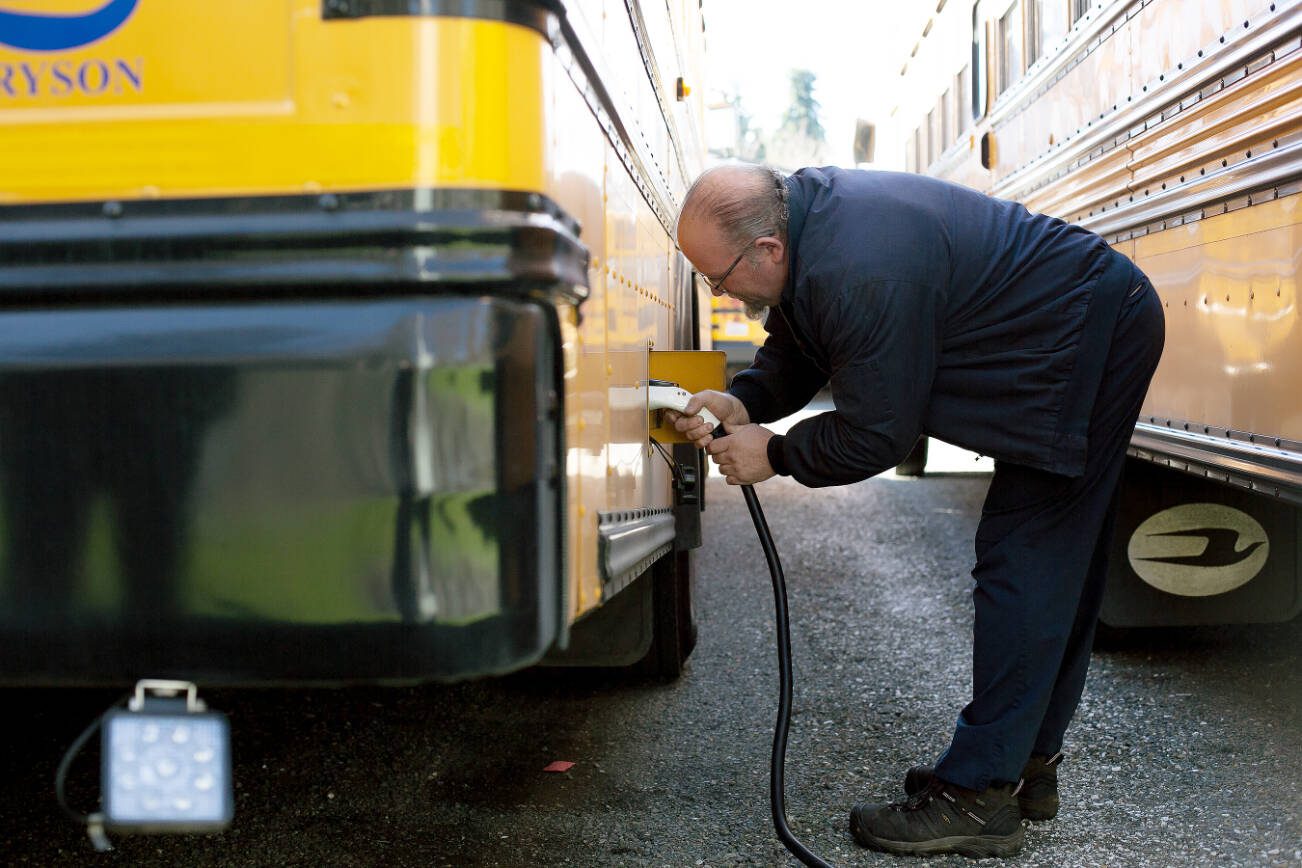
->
<box><xmin>1127</xmin><ymin>503</ymin><xmax>1269</xmax><ymax>597</ymax></box>
<box><xmin>0</xmin><ymin>0</ymin><xmax>139</xmax><ymax>52</ymax></box>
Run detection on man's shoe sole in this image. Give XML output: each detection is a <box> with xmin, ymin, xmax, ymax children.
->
<box><xmin>849</xmin><ymin>805</ymin><xmax>1025</xmax><ymax>858</ymax></box>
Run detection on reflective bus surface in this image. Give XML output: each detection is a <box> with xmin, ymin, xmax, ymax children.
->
<box><xmin>0</xmin><ymin>0</ymin><xmax>716</xmax><ymax>683</ymax></box>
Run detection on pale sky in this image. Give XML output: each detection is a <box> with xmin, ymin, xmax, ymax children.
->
<box><xmin>702</xmin><ymin>0</ymin><xmax>932</xmax><ymax>168</ymax></box>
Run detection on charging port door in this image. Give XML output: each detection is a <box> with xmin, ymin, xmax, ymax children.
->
<box><xmin>647</xmin><ymin>350</ymin><xmax>726</xmax><ymax>444</ymax></box>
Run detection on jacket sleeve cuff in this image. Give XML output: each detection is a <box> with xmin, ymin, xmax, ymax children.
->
<box><xmin>766</xmin><ymin>433</ymin><xmax>791</xmax><ymax>477</ymax></box>
<box><xmin>727</xmin><ymin>381</ymin><xmax>779</xmax><ymax>425</ymax></box>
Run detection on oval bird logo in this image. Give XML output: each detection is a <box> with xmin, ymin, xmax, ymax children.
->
<box><xmin>0</xmin><ymin>0</ymin><xmax>139</xmax><ymax>52</ymax></box>
<box><xmin>1127</xmin><ymin>503</ymin><xmax>1269</xmax><ymax>597</ymax></box>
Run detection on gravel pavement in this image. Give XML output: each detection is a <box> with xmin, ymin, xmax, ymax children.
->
<box><xmin>2</xmin><ymin>468</ymin><xmax>1299</xmax><ymax>867</ymax></box>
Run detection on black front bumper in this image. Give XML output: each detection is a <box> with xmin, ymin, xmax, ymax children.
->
<box><xmin>0</xmin><ymin>295</ymin><xmax>563</xmax><ymax>683</ymax></box>
<box><xmin>0</xmin><ymin>190</ymin><xmax>579</xmax><ymax>684</ymax></box>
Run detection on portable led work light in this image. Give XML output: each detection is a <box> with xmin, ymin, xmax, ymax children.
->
<box><xmin>100</xmin><ymin>680</ymin><xmax>233</xmax><ymax>833</ymax></box>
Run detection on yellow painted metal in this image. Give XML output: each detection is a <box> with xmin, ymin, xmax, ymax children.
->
<box><xmin>0</xmin><ymin>1</ymin><xmax>547</xmax><ymax>202</ymax></box>
<box><xmin>647</xmin><ymin>350</ymin><xmax>727</xmax><ymax>443</ymax></box>
<box><xmin>544</xmin><ymin>1</ymin><xmax>709</xmax><ymax>620</ymax></box>
<box><xmin>1135</xmin><ymin>195</ymin><xmax>1301</xmax><ymax>441</ymax></box>
<box><xmin>1126</xmin><ymin>53</ymin><xmax>1301</xmax><ymax>192</ymax></box>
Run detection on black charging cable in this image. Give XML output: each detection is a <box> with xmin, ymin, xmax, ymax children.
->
<box><xmin>651</xmin><ymin>429</ymin><xmax>835</xmax><ymax>866</ymax></box>
<box><xmin>740</xmin><ymin>483</ymin><xmax>836</xmax><ymax>868</ymax></box>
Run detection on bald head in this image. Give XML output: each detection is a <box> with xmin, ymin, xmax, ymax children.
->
<box><xmin>676</xmin><ymin>163</ymin><xmax>791</xmax><ymax>314</ymax></box>
<box><xmin>677</xmin><ymin>163</ymin><xmax>789</xmax><ymax>250</ymax></box>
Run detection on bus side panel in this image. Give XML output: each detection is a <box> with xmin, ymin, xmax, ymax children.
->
<box><xmin>542</xmin><ymin>0</ymin><xmax>706</xmax><ymax>623</ymax></box>
<box><xmin>544</xmin><ymin>29</ymin><xmax>608</xmax><ymax>625</ymax></box>
<box><xmin>1127</xmin><ymin>0</ymin><xmax>1270</xmax><ymax>91</ymax></box>
<box><xmin>1134</xmin><ymin>196</ymin><xmax>1301</xmax><ymax>441</ymax></box>
<box><xmin>987</xmin><ymin>6</ymin><xmax>1132</xmax><ymax>188</ymax></box>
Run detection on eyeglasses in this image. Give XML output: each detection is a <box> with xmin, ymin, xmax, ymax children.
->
<box><xmin>700</xmin><ymin>245</ymin><xmax>750</xmax><ymax>293</ymax></box>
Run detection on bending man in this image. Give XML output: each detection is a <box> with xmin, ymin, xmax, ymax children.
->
<box><xmin>667</xmin><ymin>164</ymin><xmax>1164</xmax><ymax>858</ymax></box>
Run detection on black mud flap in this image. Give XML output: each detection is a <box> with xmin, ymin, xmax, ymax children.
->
<box><xmin>1102</xmin><ymin>458</ymin><xmax>1301</xmax><ymax>628</ymax></box>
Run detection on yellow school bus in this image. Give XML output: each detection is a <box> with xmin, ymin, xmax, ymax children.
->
<box><xmin>893</xmin><ymin>0</ymin><xmax>1300</xmax><ymax>628</ymax></box>
<box><xmin>710</xmin><ymin>295</ymin><xmax>767</xmax><ymax>379</ymax></box>
<box><xmin>0</xmin><ymin>0</ymin><xmax>718</xmax><ymax>682</ymax></box>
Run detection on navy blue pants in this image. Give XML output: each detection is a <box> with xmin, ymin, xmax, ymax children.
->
<box><xmin>934</xmin><ymin>267</ymin><xmax>1165</xmax><ymax>791</ymax></box>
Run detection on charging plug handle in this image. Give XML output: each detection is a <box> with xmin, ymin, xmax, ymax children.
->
<box><xmin>646</xmin><ymin>383</ymin><xmax>721</xmax><ymax>431</ymax></box>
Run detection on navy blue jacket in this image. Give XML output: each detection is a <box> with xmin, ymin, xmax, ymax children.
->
<box><xmin>729</xmin><ymin>167</ymin><xmax>1140</xmax><ymax>487</ymax></box>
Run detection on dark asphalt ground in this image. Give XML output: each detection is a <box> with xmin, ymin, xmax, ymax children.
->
<box><xmin>3</xmin><ymin>468</ymin><xmax>1300</xmax><ymax>867</ymax></box>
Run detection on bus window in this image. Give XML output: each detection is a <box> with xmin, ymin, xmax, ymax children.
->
<box><xmin>1025</xmin><ymin>0</ymin><xmax>1041</xmax><ymax>68</ymax></box>
<box><xmin>928</xmin><ymin>106</ymin><xmax>940</xmax><ymax>164</ymax></box>
<box><xmin>970</xmin><ymin>4</ymin><xmax>988</xmax><ymax>122</ymax></box>
<box><xmin>998</xmin><ymin>2</ymin><xmax>1022</xmax><ymax>96</ymax></box>
<box><xmin>941</xmin><ymin>88</ymin><xmax>954</xmax><ymax>153</ymax></box>
<box><xmin>1038</xmin><ymin>0</ymin><xmax>1067</xmax><ymax>51</ymax></box>
<box><xmin>958</xmin><ymin>65</ymin><xmax>972</xmax><ymax>131</ymax></box>
<box><xmin>1070</xmin><ymin>0</ymin><xmax>1090</xmax><ymax>26</ymax></box>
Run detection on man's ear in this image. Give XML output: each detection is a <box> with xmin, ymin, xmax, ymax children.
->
<box><xmin>755</xmin><ymin>235</ymin><xmax>785</xmax><ymax>263</ymax></box>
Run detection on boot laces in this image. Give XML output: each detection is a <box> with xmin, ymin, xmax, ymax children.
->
<box><xmin>892</xmin><ymin>776</ymin><xmax>944</xmax><ymax>812</ymax></box>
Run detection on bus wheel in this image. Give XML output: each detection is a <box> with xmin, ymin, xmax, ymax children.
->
<box><xmin>636</xmin><ymin>548</ymin><xmax>698</xmax><ymax>679</ymax></box>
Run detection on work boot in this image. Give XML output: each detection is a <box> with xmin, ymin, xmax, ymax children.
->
<box><xmin>849</xmin><ymin>776</ymin><xmax>1024</xmax><ymax>857</ymax></box>
<box><xmin>904</xmin><ymin>752</ymin><xmax>1063</xmax><ymax>821</ymax></box>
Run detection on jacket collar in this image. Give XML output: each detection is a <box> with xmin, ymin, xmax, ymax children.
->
<box><xmin>781</xmin><ymin>172</ymin><xmax>809</xmax><ymax>306</ymax></box>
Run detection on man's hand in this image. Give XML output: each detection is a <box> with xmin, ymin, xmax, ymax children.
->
<box><xmin>707</xmin><ymin>423</ymin><xmax>775</xmax><ymax>485</ymax></box>
<box><xmin>664</xmin><ymin>390</ymin><xmax>749</xmax><ymax>449</ymax></box>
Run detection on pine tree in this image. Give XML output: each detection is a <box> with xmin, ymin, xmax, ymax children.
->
<box><xmin>769</xmin><ymin>69</ymin><xmax>827</xmax><ymax>169</ymax></box>
<box><xmin>779</xmin><ymin>70</ymin><xmax>826</xmax><ymax>142</ymax></box>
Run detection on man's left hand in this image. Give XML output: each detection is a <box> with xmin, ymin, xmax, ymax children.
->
<box><xmin>706</xmin><ymin>423</ymin><xmax>776</xmax><ymax>485</ymax></box>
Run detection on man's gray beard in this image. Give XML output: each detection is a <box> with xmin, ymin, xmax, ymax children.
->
<box><xmin>743</xmin><ymin>302</ymin><xmax>770</xmax><ymax>323</ymax></box>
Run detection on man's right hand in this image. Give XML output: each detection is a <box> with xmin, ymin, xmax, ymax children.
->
<box><xmin>664</xmin><ymin>390</ymin><xmax>750</xmax><ymax>449</ymax></box>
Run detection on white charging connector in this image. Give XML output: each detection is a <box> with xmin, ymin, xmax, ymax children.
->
<box><xmin>646</xmin><ymin>382</ymin><xmax>721</xmax><ymax>432</ymax></box>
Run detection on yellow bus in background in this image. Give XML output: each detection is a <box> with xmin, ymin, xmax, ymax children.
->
<box><xmin>894</xmin><ymin>0</ymin><xmax>1300</xmax><ymax>629</ymax></box>
<box><xmin>0</xmin><ymin>0</ymin><xmax>717</xmax><ymax>682</ymax></box>
<box><xmin>710</xmin><ymin>295</ymin><xmax>767</xmax><ymax>379</ymax></box>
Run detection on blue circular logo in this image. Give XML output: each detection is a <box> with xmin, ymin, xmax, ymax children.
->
<box><xmin>0</xmin><ymin>0</ymin><xmax>139</xmax><ymax>52</ymax></box>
